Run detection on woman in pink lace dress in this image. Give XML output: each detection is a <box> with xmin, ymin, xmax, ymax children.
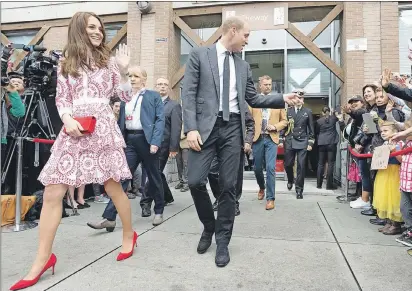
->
<box><xmin>11</xmin><ymin>12</ymin><xmax>137</xmax><ymax>291</ymax></box>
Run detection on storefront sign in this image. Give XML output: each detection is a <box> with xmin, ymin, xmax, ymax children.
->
<box><xmin>156</xmin><ymin>37</ymin><xmax>168</xmax><ymax>43</ymax></box>
<box><xmin>222</xmin><ymin>3</ymin><xmax>288</xmax><ymax>31</ymax></box>
<box><xmin>347</xmin><ymin>38</ymin><xmax>367</xmax><ymax>51</ymax></box>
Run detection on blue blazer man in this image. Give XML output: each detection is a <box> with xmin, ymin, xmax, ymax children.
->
<box><xmin>118</xmin><ymin>89</ymin><xmax>165</xmax><ymax>147</ymax></box>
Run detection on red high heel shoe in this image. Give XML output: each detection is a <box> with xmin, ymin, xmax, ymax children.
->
<box><xmin>10</xmin><ymin>253</ymin><xmax>57</xmax><ymax>290</ymax></box>
<box><xmin>117</xmin><ymin>231</ymin><xmax>138</xmax><ymax>261</ymax></box>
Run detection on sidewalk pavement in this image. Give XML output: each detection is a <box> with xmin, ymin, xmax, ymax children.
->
<box><xmin>2</xmin><ymin>180</ymin><xmax>411</xmax><ymax>291</ymax></box>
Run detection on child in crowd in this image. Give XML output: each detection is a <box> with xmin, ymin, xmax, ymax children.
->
<box><xmin>372</xmin><ymin>121</ymin><xmax>403</xmax><ymax>235</ymax></box>
<box><xmin>390</xmin><ymin>119</ymin><xmax>412</xmax><ymax>247</ymax></box>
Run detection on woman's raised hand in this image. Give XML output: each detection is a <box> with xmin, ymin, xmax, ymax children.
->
<box><xmin>115</xmin><ymin>43</ymin><xmax>130</xmax><ymax>75</ymax></box>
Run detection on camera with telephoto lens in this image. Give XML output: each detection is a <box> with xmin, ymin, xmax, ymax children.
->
<box><xmin>1</xmin><ymin>45</ymin><xmax>13</xmax><ymax>86</ymax></box>
<box><xmin>20</xmin><ymin>45</ymin><xmax>61</xmax><ymax>98</ymax></box>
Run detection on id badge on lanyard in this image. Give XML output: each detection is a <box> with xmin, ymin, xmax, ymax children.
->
<box><xmin>126</xmin><ymin>94</ymin><xmax>142</xmax><ymax>121</ymax></box>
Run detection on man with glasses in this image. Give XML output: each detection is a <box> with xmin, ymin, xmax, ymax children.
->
<box><xmin>284</xmin><ymin>89</ymin><xmax>315</xmax><ymax>199</ymax></box>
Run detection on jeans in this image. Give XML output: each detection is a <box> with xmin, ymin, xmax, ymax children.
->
<box><xmin>252</xmin><ymin>135</ymin><xmax>278</xmax><ymax>201</ymax></box>
<box><xmin>401</xmin><ymin>191</ymin><xmax>412</xmax><ymax>229</ymax></box>
<box><xmin>358</xmin><ymin>158</ymin><xmax>373</xmax><ymax>193</ymax></box>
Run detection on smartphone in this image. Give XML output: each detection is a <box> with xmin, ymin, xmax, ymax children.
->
<box><xmin>335</xmin><ymin>105</ymin><xmax>341</xmax><ymax>114</ymax></box>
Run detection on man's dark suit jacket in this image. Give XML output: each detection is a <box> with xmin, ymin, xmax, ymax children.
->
<box><xmin>182</xmin><ymin>44</ymin><xmax>285</xmax><ymax>144</ymax></box>
<box><xmin>285</xmin><ymin>107</ymin><xmax>315</xmax><ymax>150</ymax></box>
<box><xmin>118</xmin><ymin>89</ymin><xmax>165</xmax><ymax>147</ymax></box>
<box><xmin>244</xmin><ymin>105</ymin><xmax>254</xmax><ymax>145</ymax></box>
<box><xmin>161</xmin><ymin>97</ymin><xmax>182</xmax><ymax>152</ymax></box>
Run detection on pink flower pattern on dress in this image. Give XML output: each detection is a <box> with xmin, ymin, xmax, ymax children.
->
<box><xmin>38</xmin><ymin>57</ymin><xmax>133</xmax><ymax>187</ymax></box>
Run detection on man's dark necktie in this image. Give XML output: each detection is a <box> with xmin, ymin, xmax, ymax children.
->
<box><xmin>222</xmin><ymin>51</ymin><xmax>231</xmax><ymax>121</ymax></box>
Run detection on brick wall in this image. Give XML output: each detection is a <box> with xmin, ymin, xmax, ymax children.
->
<box><xmin>380</xmin><ymin>2</ymin><xmax>400</xmax><ymax>72</ymax></box>
<box><xmin>127</xmin><ymin>2</ymin><xmax>142</xmax><ymax>66</ymax></box>
<box><xmin>42</xmin><ymin>27</ymin><xmax>68</xmax><ymax>51</ymax></box>
<box><xmin>342</xmin><ymin>1</ymin><xmax>399</xmax><ymax>102</ymax></box>
<box><xmin>126</xmin><ymin>2</ymin><xmax>180</xmax><ymax>184</ymax></box>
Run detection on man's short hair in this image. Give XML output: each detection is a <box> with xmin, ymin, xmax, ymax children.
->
<box><xmin>259</xmin><ymin>75</ymin><xmax>272</xmax><ymax>82</ymax></box>
<box><xmin>222</xmin><ymin>16</ymin><xmax>245</xmax><ymax>34</ymax></box>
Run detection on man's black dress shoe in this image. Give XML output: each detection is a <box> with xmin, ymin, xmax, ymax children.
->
<box><xmin>369</xmin><ymin>217</ymin><xmax>386</xmax><ymax>225</ymax></box>
<box><xmin>361</xmin><ymin>208</ymin><xmax>376</xmax><ymax>216</ymax></box>
<box><xmin>197</xmin><ymin>231</ymin><xmax>213</xmax><ymax>254</ymax></box>
<box><xmin>141</xmin><ymin>207</ymin><xmax>151</xmax><ymax>217</ymax></box>
<box><xmin>215</xmin><ymin>245</ymin><xmax>230</xmax><ymax>267</ymax></box>
<box><xmin>296</xmin><ymin>190</ymin><xmax>303</xmax><ymax>199</ymax></box>
<box><xmin>287</xmin><ymin>183</ymin><xmax>293</xmax><ymax>190</ymax></box>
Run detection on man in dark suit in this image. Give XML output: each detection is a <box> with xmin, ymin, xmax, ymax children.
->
<box><xmin>284</xmin><ymin>89</ymin><xmax>315</xmax><ymax>199</ymax></box>
<box><xmin>140</xmin><ymin>77</ymin><xmax>182</xmax><ymax>224</ymax></box>
<box><xmin>182</xmin><ymin>16</ymin><xmax>301</xmax><ymax>267</ymax></box>
<box><xmin>87</xmin><ymin>66</ymin><xmax>165</xmax><ymax>229</ymax></box>
<box><xmin>208</xmin><ymin>105</ymin><xmax>254</xmax><ymax>216</ymax></box>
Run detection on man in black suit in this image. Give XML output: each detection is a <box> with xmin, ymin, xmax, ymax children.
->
<box><xmin>284</xmin><ymin>89</ymin><xmax>315</xmax><ymax>199</ymax></box>
<box><xmin>182</xmin><ymin>16</ymin><xmax>301</xmax><ymax>267</ymax></box>
<box><xmin>140</xmin><ymin>77</ymin><xmax>182</xmax><ymax>225</ymax></box>
<box><xmin>208</xmin><ymin>105</ymin><xmax>254</xmax><ymax>216</ymax></box>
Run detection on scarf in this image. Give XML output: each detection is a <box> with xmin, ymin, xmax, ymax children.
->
<box><xmin>1</xmin><ymin>100</ymin><xmax>8</xmax><ymax>144</ymax></box>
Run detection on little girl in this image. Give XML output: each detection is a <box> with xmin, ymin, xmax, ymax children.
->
<box><xmin>390</xmin><ymin>119</ymin><xmax>412</xmax><ymax>247</ymax></box>
<box><xmin>373</xmin><ymin>121</ymin><xmax>403</xmax><ymax>235</ymax></box>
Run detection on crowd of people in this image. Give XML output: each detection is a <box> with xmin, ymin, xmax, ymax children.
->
<box><xmin>336</xmin><ymin>70</ymin><xmax>412</xmax><ymax>249</ymax></box>
<box><xmin>2</xmin><ymin>10</ymin><xmax>412</xmax><ymax>291</ymax></box>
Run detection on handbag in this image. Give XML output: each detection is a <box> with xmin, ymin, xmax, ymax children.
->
<box><xmin>1</xmin><ymin>195</ymin><xmax>36</xmax><ymax>226</ymax></box>
<box><xmin>347</xmin><ymin>161</ymin><xmax>361</xmax><ymax>183</ymax></box>
<box><xmin>63</xmin><ymin>116</ymin><xmax>96</xmax><ymax>134</ymax></box>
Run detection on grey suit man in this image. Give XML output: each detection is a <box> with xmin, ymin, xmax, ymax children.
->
<box><xmin>182</xmin><ymin>16</ymin><xmax>301</xmax><ymax>267</ymax></box>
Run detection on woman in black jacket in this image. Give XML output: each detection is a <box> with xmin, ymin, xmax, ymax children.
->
<box><xmin>315</xmin><ymin>106</ymin><xmax>344</xmax><ymax>189</ymax></box>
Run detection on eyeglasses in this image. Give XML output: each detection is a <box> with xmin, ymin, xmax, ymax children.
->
<box><xmin>157</xmin><ymin>83</ymin><xmax>169</xmax><ymax>87</ymax></box>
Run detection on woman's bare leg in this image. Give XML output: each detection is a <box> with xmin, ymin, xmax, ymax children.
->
<box><xmin>104</xmin><ymin>179</ymin><xmax>134</xmax><ymax>253</ymax></box>
<box><xmin>67</xmin><ymin>186</ymin><xmax>78</xmax><ymax>208</ymax></box>
<box><xmin>76</xmin><ymin>185</ymin><xmax>86</xmax><ymax>205</ymax></box>
<box><xmin>24</xmin><ymin>184</ymin><xmax>68</xmax><ymax>280</ymax></box>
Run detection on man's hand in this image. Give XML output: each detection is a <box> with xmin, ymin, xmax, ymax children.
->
<box><xmin>381</xmin><ymin>68</ymin><xmax>391</xmax><ymax>88</ymax></box>
<box><xmin>150</xmin><ymin>145</ymin><xmax>159</xmax><ymax>154</ymax></box>
<box><xmin>307</xmin><ymin>145</ymin><xmax>312</xmax><ymax>151</ymax></box>
<box><xmin>169</xmin><ymin>151</ymin><xmax>178</xmax><ymax>158</ymax></box>
<box><xmin>283</xmin><ymin>93</ymin><xmax>302</xmax><ymax>106</ymax></box>
<box><xmin>244</xmin><ymin>143</ymin><xmax>251</xmax><ymax>154</ymax></box>
<box><xmin>266</xmin><ymin>124</ymin><xmax>277</xmax><ymax>132</ymax></box>
<box><xmin>187</xmin><ymin>130</ymin><xmax>203</xmax><ymax>152</ymax></box>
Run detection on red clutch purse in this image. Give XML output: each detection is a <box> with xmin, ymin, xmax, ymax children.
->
<box><xmin>63</xmin><ymin>116</ymin><xmax>97</xmax><ymax>135</ymax></box>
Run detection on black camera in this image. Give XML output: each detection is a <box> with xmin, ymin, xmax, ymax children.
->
<box><xmin>22</xmin><ymin>47</ymin><xmax>61</xmax><ymax>97</ymax></box>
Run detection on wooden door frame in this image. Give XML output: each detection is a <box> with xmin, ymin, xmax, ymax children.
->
<box><xmin>172</xmin><ymin>2</ymin><xmax>344</xmax><ymax>89</ymax></box>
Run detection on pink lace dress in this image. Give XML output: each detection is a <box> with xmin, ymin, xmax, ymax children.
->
<box><xmin>38</xmin><ymin>57</ymin><xmax>133</xmax><ymax>187</ymax></box>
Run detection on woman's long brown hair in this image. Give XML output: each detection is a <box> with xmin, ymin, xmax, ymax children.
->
<box><xmin>61</xmin><ymin>12</ymin><xmax>111</xmax><ymax>78</ymax></box>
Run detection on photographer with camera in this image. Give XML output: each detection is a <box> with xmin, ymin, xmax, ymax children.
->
<box><xmin>1</xmin><ymin>46</ymin><xmax>26</xmax><ymax>172</ymax></box>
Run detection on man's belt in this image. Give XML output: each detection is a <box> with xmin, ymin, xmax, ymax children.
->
<box><xmin>126</xmin><ymin>129</ymin><xmax>144</xmax><ymax>135</ymax></box>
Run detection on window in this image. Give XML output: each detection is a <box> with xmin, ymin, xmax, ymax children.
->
<box><xmin>105</xmin><ymin>23</ymin><xmax>127</xmax><ymax>50</ymax></box>
<box><xmin>399</xmin><ymin>7</ymin><xmax>412</xmax><ymax>75</ymax></box>
<box><xmin>245</xmin><ymin>50</ymin><xmax>284</xmax><ymax>93</ymax></box>
<box><xmin>287</xmin><ymin>21</ymin><xmax>332</xmax><ymax>49</ymax></box>
<box><xmin>2</xmin><ymin>30</ymin><xmax>40</xmax><ymax>67</ymax></box>
<box><xmin>287</xmin><ymin>48</ymin><xmax>331</xmax><ymax>96</ymax></box>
